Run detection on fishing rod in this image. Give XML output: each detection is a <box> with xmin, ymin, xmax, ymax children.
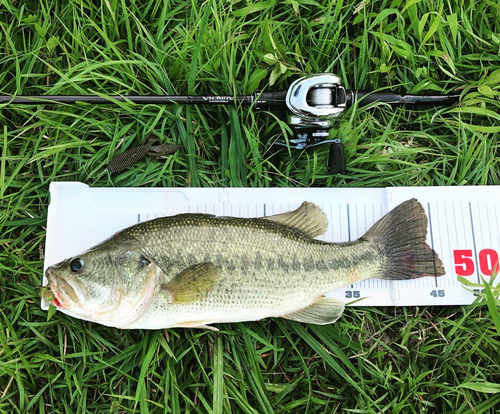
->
<box><xmin>1</xmin><ymin>74</ymin><xmax>461</xmax><ymax>174</ymax></box>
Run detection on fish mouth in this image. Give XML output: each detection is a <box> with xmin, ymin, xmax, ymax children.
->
<box><xmin>45</xmin><ymin>268</ymin><xmax>85</xmax><ymax>308</ymax></box>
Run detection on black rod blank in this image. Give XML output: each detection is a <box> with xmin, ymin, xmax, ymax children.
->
<box><xmin>0</xmin><ymin>95</ymin><xmax>255</xmax><ymax>105</ymax></box>
<box><xmin>0</xmin><ymin>90</ymin><xmax>289</xmax><ymax>107</ymax></box>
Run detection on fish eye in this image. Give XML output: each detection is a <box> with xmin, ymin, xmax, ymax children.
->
<box><xmin>69</xmin><ymin>258</ymin><xmax>84</xmax><ymax>273</ymax></box>
<box><xmin>138</xmin><ymin>255</ymin><xmax>151</xmax><ymax>268</ymax></box>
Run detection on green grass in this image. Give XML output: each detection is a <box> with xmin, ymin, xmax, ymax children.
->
<box><xmin>1</xmin><ymin>0</ymin><xmax>500</xmax><ymax>412</ymax></box>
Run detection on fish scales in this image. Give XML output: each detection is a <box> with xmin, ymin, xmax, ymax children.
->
<box><xmin>126</xmin><ymin>214</ymin><xmax>381</xmax><ymax>276</ymax></box>
<box><xmin>120</xmin><ymin>215</ymin><xmax>383</xmax><ymax>328</ymax></box>
<box><xmin>43</xmin><ymin>199</ymin><xmax>445</xmax><ymax>329</ymax></box>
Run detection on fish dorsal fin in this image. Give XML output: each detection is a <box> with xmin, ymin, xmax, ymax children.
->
<box><xmin>264</xmin><ymin>202</ymin><xmax>328</xmax><ymax>238</ymax></box>
<box><xmin>281</xmin><ymin>297</ymin><xmax>345</xmax><ymax>325</ymax></box>
<box><xmin>162</xmin><ymin>262</ymin><xmax>218</xmax><ymax>305</ymax></box>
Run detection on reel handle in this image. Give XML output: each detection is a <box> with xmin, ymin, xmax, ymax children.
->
<box><xmin>328</xmin><ymin>142</ymin><xmax>346</xmax><ymax>175</ymax></box>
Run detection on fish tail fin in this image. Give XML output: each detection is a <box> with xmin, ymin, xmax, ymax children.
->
<box><xmin>363</xmin><ymin>199</ymin><xmax>445</xmax><ymax>280</ymax></box>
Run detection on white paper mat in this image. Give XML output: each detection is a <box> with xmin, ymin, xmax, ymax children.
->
<box><xmin>42</xmin><ymin>182</ymin><xmax>500</xmax><ymax>309</ymax></box>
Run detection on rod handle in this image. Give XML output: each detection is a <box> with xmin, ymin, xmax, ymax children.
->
<box><xmin>348</xmin><ymin>90</ymin><xmax>461</xmax><ymax>107</ymax></box>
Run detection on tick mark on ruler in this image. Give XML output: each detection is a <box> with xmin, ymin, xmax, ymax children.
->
<box><xmin>347</xmin><ymin>204</ymin><xmax>353</xmax><ymax>288</ymax></box>
<box><xmin>347</xmin><ymin>204</ymin><xmax>351</xmax><ymax>242</ymax></box>
<box><xmin>427</xmin><ymin>203</ymin><xmax>438</xmax><ymax>288</ymax></box>
<box><xmin>468</xmin><ymin>202</ymin><xmax>480</xmax><ymax>284</ymax></box>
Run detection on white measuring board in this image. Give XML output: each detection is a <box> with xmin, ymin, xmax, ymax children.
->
<box><xmin>42</xmin><ymin>182</ymin><xmax>500</xmax><ymax>310</ymax></box>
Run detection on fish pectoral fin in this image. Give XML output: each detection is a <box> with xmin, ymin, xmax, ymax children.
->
<box><xmin>263</xmin><ymin>201</ymin><xmax>328</xmax><ymax>238</ymax></box>
<box><xmin>169</xmin><ymin>319</ymin><xmax>219</xmax><ymax>331</ymax></box>
<box><xmin>162</xmin><ymin>262</ymin><xmax>218</xmax><ymax>305</ymax></box>
<box><xmin>281</xmin><ymin>297</ymin><xmax>345</xmax><ymax>325</ymax></box>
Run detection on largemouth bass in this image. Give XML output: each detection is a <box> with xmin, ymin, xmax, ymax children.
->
<box><xmin>43</xmin><ymin>198</ymin><xmax>445</xmax><ymax>329</ymax></box>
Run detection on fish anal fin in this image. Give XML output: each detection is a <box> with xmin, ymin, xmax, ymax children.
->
<box><xmin>281</xmin><ymin>297</ymin><xmax>345</xmax><ymax>325</ymax></box>
<box><xmin>169</xmin><ymin>319</ymin><xmax>219</xmax><ymax>331</ymax></box>
<box><xmin>263</xmin><ymin>201</ymin><xmax>328</xmax><ymax>238</ymax></box>
<box><xmin>162</xmin><ymin>262</ymin><xmax>218</xmax><ymax>304</ymax></box>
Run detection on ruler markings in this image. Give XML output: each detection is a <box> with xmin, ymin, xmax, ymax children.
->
<box><xmin>495</xmin><ymin>201</ymin><xmax>500</xmax><ymax>248</ymax></box>
<box><xmin>329</xmin><ymin>204</ymin><xmax>333</xmax><ymax>242</ymax></box>
<box><xmin>372</xmin><ymin>204</ymin><xmax>377</xmax><ymax>289</ymax></box>
<box><xmin>427</xmin><ymin>202</ymin><xmax>439</xmax><ymax>288</ymax></box>
<box><xmin>495</xmin><ymin>201</ymin><xmax>500</xmax><ymax>260</ymax></box>
<box><xmin>455</xmin><ymin>202</ymin><xmax>466</xmax><ymax>288</ymax></box>
<box><xmin>450</xmin><ymin>203</ymin><xmax>459</xmax><ymax>288</ymax></box>
<box><xmin>347</xmin><ymin>204</ymin><xmax>351</xmax><ymax>242</ymax></box>
<box><xmin>348</xmin><ymin>204</ymin><xmax>354</xmax><ymax>288</ymax></box>
<box><xmin>339</xmin><ymin>204</ymin><xmax>344</xmax><ymax>243</ymax></box>
<box><xmin>479</xmin><ymin>202</ymin><xmax>488</xmax><ymax>277</ymax></box>
<box><xmin>461</xmin><ymin>202</ymin><xmax>467</xmax><ymax>245</ymax></box>
<box><xmin>445</xmin><ymin>204</ymin><xmax>454</xmax><ymax>288</ymax></box>
<box><xmin>487</xmin><ymin>202</ymin><xmax>497</xmax><ymax>278</ymax></box>
<box><xmin>487</xmin><ymin>201</ymin><xmax>498</xmax><ymax>248</ymax></box>
<box><xmin>435</xmin><ymin>202</ymin><xmax>442</xmax><ymax>288</ymax></box>
<box><xmin>441</xmin><ymin>203</ymin><xmax>456</xmax><ymax>287</ymax></box>
<box><xmin>373</xmin><ymin>204</ymin><xmax>381</xmax><ymax>289</ymax></box>
<box><xmin>360</xmin><ymin>204</ymin><xmax>366</xmax><ymax>288</ymax></box>
<box><xmin>320</xmin><ymin>203</ymin><xmax>325</xmax><ymax>241</ymax></box>
<box><xmin>479</xmin><ymin>201</ymin><xmax>485</xmax><ymax>248</ymax></box>
<box><xmin>363</xmin><ymin>204</ymin><xmax>367</xmax><ymax>236</ymax></box>
<box><xmin>469</xmin><ymin>202</ymin><xmax>481</xmax><ymax>284</ymax></box>
<box><xmin>354</xmin><ymin>204</ymin><xmax>359</xmax><ymax>239</ymax></box>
